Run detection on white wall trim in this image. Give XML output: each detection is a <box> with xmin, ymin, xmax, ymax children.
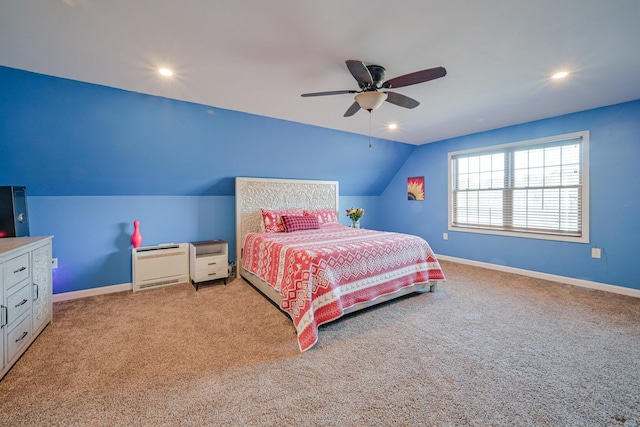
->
<box><xmin>53</xmin><ymin>256</ymin><xmax>639</xmax><ymax>302</ymax></box>
<box><xmin>53</xmin><ymin>282</ymin><xmax>133</xmax><ymax>303</ymax></box>
<box><xmin>436</xmin><ymin>254</ymin><xmax>640</xmax><ymax>299</ymax></box>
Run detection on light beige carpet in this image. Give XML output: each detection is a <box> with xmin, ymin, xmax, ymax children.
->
<box><xmin>1</xmin><ymin>261</ymin><xmax>638</xmax><ymax>426</ymax></box>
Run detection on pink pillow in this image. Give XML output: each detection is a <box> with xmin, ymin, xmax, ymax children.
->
<box><xmin>281</xmin><ymin>215</ymin><xmax>320</xmax><ymax>232</ymax></box>
<box><xmin>261</xmin><ymin>208</ymin><xmax>303</xmax><ymax>233</ymax></box>
<box><xmin>303</xmin><ymin>208</ymin><xmax>338</xmax><ymax>225</ymax></box>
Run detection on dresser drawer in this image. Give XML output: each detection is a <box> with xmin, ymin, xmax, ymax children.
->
<box><xmin>7</xmin><ymin>314</ymin><xmax>32</xmax><ymax>363</ymax></box>
<box><xmin>194</xmin><ymin>255</ymin><xmax>227</xmax><ymax>272</ymax></box>
<box><xmin>193</xmin><ymin>265</ymin><xmax>228</xmax><ymax>283</ymax></box>
<box><xmin>4</xmin><ymin>252</ymin><xmax>30</xmax><ymax>289</ymax></box>
<box><xmin>7</xmin><ymin>283</ymin><xmax>32</xmax><ymax>325</ymax></box>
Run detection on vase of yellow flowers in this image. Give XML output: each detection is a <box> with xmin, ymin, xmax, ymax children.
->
<box><xmin>346</xmin><ymin>207</ymin><xmax>365</xmax><ymax>228</ymax></box>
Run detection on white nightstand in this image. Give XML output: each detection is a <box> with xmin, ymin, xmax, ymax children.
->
<box><xmin>189</xmin><ymin>240</ymin><xmax>228</xmax><ymax>290</ymax></box>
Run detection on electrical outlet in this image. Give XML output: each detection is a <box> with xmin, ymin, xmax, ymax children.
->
<box><xmin>591</xmin><ymin>248</ymin><xmax>601</xmax><ymax>259</ymax></box>
<box><xmin>443</xmin><ymin>232</ymin><xmax>448</xmax><ymax>240</ymax></box>
<box><xmin>52</xmin><ymin>258</ymin><xmax>58</xmax><ymax>269</ymax></box>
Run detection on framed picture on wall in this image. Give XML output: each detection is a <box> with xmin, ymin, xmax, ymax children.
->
<box><xmin>408</xmin><ymin>176</ymin><xmax>425</xmax><ymax>200</ymax></box>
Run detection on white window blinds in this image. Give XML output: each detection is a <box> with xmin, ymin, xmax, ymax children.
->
<box><xmin>449</xmin><ymin>131</ymin><xmax>589</xmax><ymax>242</ymax></box>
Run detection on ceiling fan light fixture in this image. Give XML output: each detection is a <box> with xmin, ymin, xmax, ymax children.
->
<box><xmin>355</xmin><ymin>92</ymin><xmax>388</xmax><ymax>111</ymax></box>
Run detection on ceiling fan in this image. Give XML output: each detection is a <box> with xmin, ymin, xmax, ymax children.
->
<box><xmin>301</xmin><ymin>60</ymin><xmax>447</xmax><ymax>117</ymax></box>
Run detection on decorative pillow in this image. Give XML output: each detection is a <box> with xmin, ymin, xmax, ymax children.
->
<box><xmin>303</xmin><ymin>208</ymin><xmax>338</xmax><ymax>225</ymax></box>
<box><xmin>281</xmin><ymin>215</ymin><xmax>320</xmax><ymax>232</ymax></box>
<box><xmin>261</xmin><ymin>208</ymin><xmax>303</xmax><ymax>233</ymax></box>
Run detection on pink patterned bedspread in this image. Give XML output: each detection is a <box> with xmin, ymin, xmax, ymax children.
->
<box><xmin>243</xmin><ymin>222</ymin><xmax>445</xmax><ymax>351</ymax></box>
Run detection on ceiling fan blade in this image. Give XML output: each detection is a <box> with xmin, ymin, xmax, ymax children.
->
<box><xmin>382</xmin><ymin>66</ymin><xmax>447</xmax><ymax>89</ymax></box>
<box><xmin>346</xmin><ymin>60</ymin><xmax>373</xmax><ymax>85</ymax></box>
<box><xmin>384</xmin><ymin>91</ymin><xmax>420</xmax><ymax>109</ymax></box>
<box><xmin>343</xmin><ymin>102</ymin><xmax>361</xmax><ymax>117</ymax></box>
<box><xmin>301</xmin><ymin>90</ymin><xmax>357</xmax><ymax>97</ymax></box>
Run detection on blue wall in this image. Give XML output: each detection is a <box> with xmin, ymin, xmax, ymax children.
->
<box><xmin>1</xmin><ymin>66</ymin><xmax>409</xmax><ymax>292</ymax></box>
<box><xmin>379</xmin><ymin>101</ymin><xmax>640</xmax><ymax>290</ymax></box>
<box><xmin>1</xmin><ymin>66</ymin><xmax>415</xmax><ymax>197</ymax></box>
<box><xmin>2</xmin><ymin>65</ymin><xmax>638</xmax><ymax>293</ymax></box>
<box><xmin>27</xmin><ymin>195</ymin><xmax>234</xmax><ymax>291</ymax></box>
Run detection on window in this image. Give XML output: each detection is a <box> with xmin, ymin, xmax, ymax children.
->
<box><xmin>448</xmin><ymin>131</ymin><xmax>589</xmax><ymax>242</ymax></box>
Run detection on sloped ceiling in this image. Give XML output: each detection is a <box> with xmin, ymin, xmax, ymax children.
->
<box><xmin>1</xmin><ymin>0</ymin><xmax>639</xmax><ymax>145</ymax></box>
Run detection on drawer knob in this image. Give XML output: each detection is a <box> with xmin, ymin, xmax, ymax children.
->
<box><xmin>15</xmin><ymin>331</ymin><xmax>28</xmax><ymax>342</ymax></box>
<box><xmin>15</xmin><ymin>298</ymin><xmax>28</xmax><ymax>308</ymax></box>
<box><xmin>208</xmin><ymin>262</ymin><xmax>217</xmax><ymax>266</ymax></box>
<box><xmin>13</xmin><ymin>266</ymin><xmax>27</xmax><ymax>273</ymax></box>
<box><xmin>208</xmin><ymin>273</ymin><xmax>217</xmax><ymax>276</ymax></box>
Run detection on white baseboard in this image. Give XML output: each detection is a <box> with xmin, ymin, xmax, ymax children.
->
<box><xmin>53</xmin><ymin>282</ymin><xmax>133</xmax><ymax>303</ymax></box>
<box><xmin>436</xmin><ymin>254</ymin><xmax>640</xmax><ymax>299</ymax></box>
<box><xmin>52</xmin><ymin>257</ymin><xmax>639</xmax><ymax>302</ymax></box>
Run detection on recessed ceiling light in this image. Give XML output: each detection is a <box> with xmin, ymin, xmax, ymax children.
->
<box><xmin>388</xmin><ymin>123</ymin><xmax>398</xmax><ymax>130</ymax></box>
<box><xmin>552</xmin><ymin>71</ymin><xmax>569</xmax><ymax>79</ymax></box>
<box><xmin>158</xmin><ymin>68</ymin><xmax>173</xmax><ymax>77</ymax></box>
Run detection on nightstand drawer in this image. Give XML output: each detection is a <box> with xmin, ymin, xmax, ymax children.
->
<box><xmin>7</xmin><ymin>314</ymin><xmax>32</xmax><ymax>363</ymax></box>
<box><xmin>193</xmin><ymin>265</ymin><xmax>228</xmax><ymax>283</ymax></box>
<box><xmin>7</xmin><ymin>283</ymin><xmax>32</xmax><ymax>325</ymax></box>
<box><xmin>4</xmin><ymin>253</ymin><xmax>30</xmax><ymax>289</ymax></box>
<box><xmin>194</xmin><ymin>255</ymin><xmax>227</xmax><ymax>272</ymax></box>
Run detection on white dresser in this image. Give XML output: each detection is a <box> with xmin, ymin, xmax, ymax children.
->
<box><xmin>1</xmin><ymin>236</ymin><xmax>53</xmax><ymax>380</ymax></box>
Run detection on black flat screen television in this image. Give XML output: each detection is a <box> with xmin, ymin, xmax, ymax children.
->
<box><xmin>0</xmin><ymin>186</ymin><xmax>30</xmax><ymax>238</ymax></box>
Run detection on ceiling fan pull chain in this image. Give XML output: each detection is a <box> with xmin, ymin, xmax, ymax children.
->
<box><xmin>369</xmin><ymin>112</ymin><xmax>372</xmax><ymax>148</ymax></box>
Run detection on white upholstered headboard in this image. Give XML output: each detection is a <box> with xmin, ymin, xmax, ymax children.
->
<box><xmin>235</xmin><ymin>177</ymin><xmax>339</xmax><ymax>269</ymax></box>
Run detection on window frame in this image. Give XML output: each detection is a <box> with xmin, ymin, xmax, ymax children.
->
<box><xmin>448</xmin><ymin>131</ymin><xmax>589</xmax><ymax>243</ymax></box>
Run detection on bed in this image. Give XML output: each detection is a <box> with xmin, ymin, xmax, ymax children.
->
<box><xmin>235</xmin><ymin>177</ymin><xmax>445</xmax><ymax>351</ymax></box>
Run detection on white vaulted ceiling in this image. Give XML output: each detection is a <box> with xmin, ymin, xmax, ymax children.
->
<box><xmin>1</xmin><ymin>0</ymin><xmax>639</xmax><ymax>145</ymax></box>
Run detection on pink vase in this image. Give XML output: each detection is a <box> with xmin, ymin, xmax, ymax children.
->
<box><xmin>131</xmin><ymin>220</ymin><xmax>142</xmax><ymax>248</ymax></box>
